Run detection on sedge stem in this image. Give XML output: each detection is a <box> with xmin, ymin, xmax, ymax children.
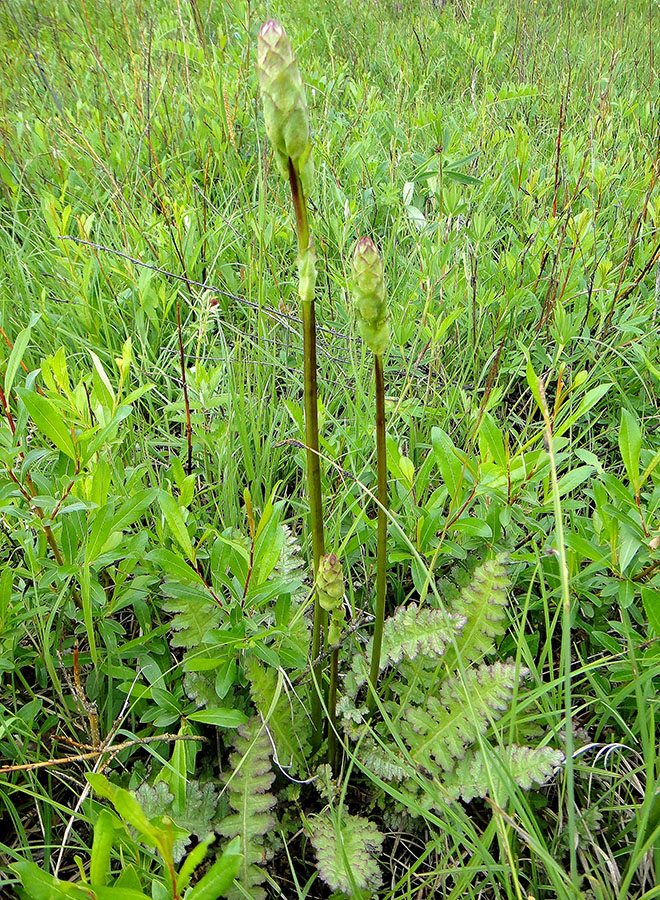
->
<box><xmin>368</xmin><ymin>353</ymin><xmax>388</xmax><ymax>713</ymax></box>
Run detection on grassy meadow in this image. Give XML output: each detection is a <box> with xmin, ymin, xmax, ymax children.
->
<box><xmin>1</xmin><ymin>0</ymin><xmax>660</xmax><ymax>897</ymax></box>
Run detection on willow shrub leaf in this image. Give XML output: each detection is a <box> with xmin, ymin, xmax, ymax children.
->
<box><xmin>16</xmin><ymin>387</ymin><xmax>76</xmax><ymax>460</ymax></box>
<box><xmin>4</xmin><ymin>322</ymin><xmax>32</xmax><ymax>398</ymax></box>
<box><xmin>187</xmin><ymin>708</ymin><xmax>248</xmax><ymax>728</ymax></box>
<box><xmin>619</xmin><ymin>408</ymin><xmax>642</xmax><ymax>492</ymax></box>
<box><xmin>157</xmin><ymin>489</ymin><xmax>196</xmax><ymax>563</ymax></box>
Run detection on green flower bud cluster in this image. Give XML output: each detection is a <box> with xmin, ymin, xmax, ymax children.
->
<box><xmin>317</xmin><ymin>553</ymin><xmax>345</xmax><ymax>646</ymax></box>
<box><xmin>351</xmin><ymin>237</ymin><xmax>389</xmax><ymax>356</ymax></box>
<box><xmin>257</xmin><ymin>20</ymin><xmax>314</xmax><ymax>197</ymax></box>
<box><xmin>317</xmin><ymin>553</ymin><xmax>344</xmax><ymax>611</ymax></box>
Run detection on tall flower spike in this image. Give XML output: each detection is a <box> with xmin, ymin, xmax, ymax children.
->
<box><xmin>351</xmin><ymin>237</ymin><xmax>389</xmax><ymax>356</ymax></box>
<box><xmin>257</xmin><ymin>20</ymin><xmax>314</xmax><ymax>197</ymax></box>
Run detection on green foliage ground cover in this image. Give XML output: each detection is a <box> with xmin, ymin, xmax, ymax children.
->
<box><xmin>0</xmin><ymin>0</ymin><xmax>659</xmax><ymax>897</ymax></box>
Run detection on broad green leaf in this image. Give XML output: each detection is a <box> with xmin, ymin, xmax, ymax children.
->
<box><xmin>431</xmin><ymin>427</ymin><xmax>462</xmax><ymax>501</ymax></box>
<box><xmin>86</xmin><ymin>503</ymin><xmax>116</xmax><ymax>564</ymax></box>
<box><xmin>618</xmin><ymin>529</ymin><xmax>641</xmax><ymax>574</ymax></box>
<box><xmin>399</xmin><ymin>455</ymin><xmax>415</xmax><ymax>490</ymax></box>
<box><xmin>81</xmin><ymin>405</ymin><xmax>133</xmax><ymax>464</ymax></box>
<box><xmin>555</xmin><ymin>382</ymin><xmax>612</xmax><ymax>436</ymax></box>
<box><xmin>433</xmin><ymin>306</ymin><xmax>462</xmax><ymax>342</ymax></box>
<box><xmin>89</xmin><ymin>350</ymin><xmax>116</xmax><ymax>408</ymax></box>
<box><xmin>113</xmin><ymin>489</ymin><xmax>156</xmax><ymax>532</ymax></box>
<box><xmin>479</xmin><ymin>413</ymin><xmax>507</xmax><ymax>467</ymax></box>
<box><xmin>87</xmin><ymin>888</ymin><xmax>152</xmax><ymax>900</ymax></box>
<box><xmin>80</xmin><ymin>566</ymin><xmax>98</xmax><ymax>666</ymax></box>
<box><xmin>187</xmin><ymin>708</ymin><xmax>248</xmax><ymax>728</ymax></box>
<box><xmin>554</xmin><ymin>465</ymin><xmax>594</xmax><ymax>499</ymax></box>
<box><xmin>146</xmin><ymin>549</ymin><xmax>207</xmax><ymax>587</ymax></box>
<box><xmin>525</xmin><ymin>357</ymin><xmax>545</xmax><ymax>415</ymax></box>
<box><xmin>5</xmin><ymin>324</ymin><xmax>31</xmax><ymax>398</ymax></box>
<box><xmin>443</xmin><ymin>168</ymin><xmax>482</xmax><ymax>185</ymax></box>
<box><xmin>185</xmin><ymin>836</ymin><xmax>242</xmax><ymax>900</ymax></box>
<box><xmin>158</xmin><ymin>490</ymin><xmax>195</xmax><ymax>562</ymax></box>
<box><xmin>176</xmin><ymin>834</ymin><xmax>215</xmax><ymax>894</ymax></box>
<box><xmin>0</xmin><ymin>567</ymin><xmax>13</xmax><ymax>624</ymax></box>
<box><xmin>619</xmin><ymin>408</ymin><xmax>641</xmax><ymax>491</ymax></box>
<box><xmin>166</xmin><ymin>733</ymin><xmax>187</xmax><ymax>815</ymax></box>
<box><xmin>86</xmin><ymin>774</ymin><xmax>160</xmax><ymax>844</ymax></box>
<box><xmin>90</xmin><ymin>809</ymin><xmax>115</xmax><ymax>887</ymax></box>
<box><xmin>10</xmin><ymin>860</ymin><xmax>88</xmax><ymax>899</ymax></box>
<box><xmin>16</xmin><ymin>389</ymin><xmax>76</xmax><ymax>460</ymax></box>
<box><xmin>642</xmin><ymin>586</ymin><xmax>660</xmax><ymax>635</ymax></box>
<box><xmin>640</xmin><ymin>448</ymin><xmax>660</xmax><ymax>491</ymax></box>
<box><xmin>111</xmin><ymin>864</ymin><xmax>143</xmax><ymax>891</ymax></box>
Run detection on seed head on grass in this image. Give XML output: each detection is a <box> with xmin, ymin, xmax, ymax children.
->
<box><xmin>351</xmin><ymin>237</ymin><xmax>389</xmax><ymax>356</ymax></box>
<box><xmin>257</xmin><ymin>20</ymin><xmax>313</xmax><ymax>197</ymax></box>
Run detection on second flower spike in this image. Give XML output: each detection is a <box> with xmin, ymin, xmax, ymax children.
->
<box><xmin>351</xmin><ymin>237</ymin><xmax>389</xmax><ymax>356</ymax></box>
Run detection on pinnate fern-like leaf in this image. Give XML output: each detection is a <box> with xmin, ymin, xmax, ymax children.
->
<box><xmin>443</xmin><ymin>553</ymin><xmax>509</xmax><ymax>669</ymax></box>
<box><xmin>402</xmin><ymin>662</ymin><xmax>528</xmax><ymax>773</ymax></box>
<box><xmin>217</xmin><ymin>718</ymin><xmax>276</xmax><ymax>900</ymax></box>
<box><xmin>376</xmin><ymin>603</ymin><xmax>466</xmax><ymax>670</ymax></box>
<box><xmin>135</xmin><ymin>780</ymin><xmax>221</xmax><ymax>863</ymax></box>
<box><xmin>270</xmin><ymin>524</ymin><xmax>306</xmax><ymax>598</ymax></box>
<box><xmin>162</xmin><ymin>583</ymin><xmax>223</xmax><ymax>650</ymax></box>
<box><xmin>246</xmin><ymin>658</ymin><xmax>311</xmax><ymax>775</ymax></box>
<box><xmin>309</xmin><ymin>812</ymin><xmax>384</xmax><ymax>895</ymax></box>
<box><xmin>361</xmin><ymin>740</ymin><xmax>409</xmax><ymax>783</ymax></box>
<box><xmin>443</xmin><ymin>744</ymin><xmax>565</xmax><ymax>803</ymax></box>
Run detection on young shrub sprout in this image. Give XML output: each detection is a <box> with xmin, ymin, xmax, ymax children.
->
<box><xmin>351</xmin><ymin>237</ymin><xmax>389</xmax><ymax>713</ymax></box>
<box><xmin>257</xmin><ymin>21</ymin><xmax>326</xmax><ymax>745</ymax></box>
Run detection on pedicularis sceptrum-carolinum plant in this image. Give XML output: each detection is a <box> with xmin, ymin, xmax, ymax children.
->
<box><xmin>10</xmin><ymin>17</ymin><xmax>567</xmax><ymax>900</ymax></box>
<box><xmin>256</xmin><ymin>19</ymin><xmax>327</xmax><ymax>748</ymax></box>
<box><xmin>250</xmin><ymin>18</ymin><xmax>563</xmax><ymax>894</ymax></box>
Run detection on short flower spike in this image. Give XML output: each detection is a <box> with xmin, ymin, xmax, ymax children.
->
<box><xmin>317</xmin><ymin>553</ymin><xmax>344</xmax><ymax>612</ymax></box>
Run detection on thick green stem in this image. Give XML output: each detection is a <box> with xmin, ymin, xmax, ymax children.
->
<box><xmin>368</xmin><ymin>353</ymin><xmax>388</xmax><ymax>713</ymax></box>
<box><xmin>289</xmin><ymin>160</ymin><xmax>326</xmax><ymax>747</ymax></box>
<box><xmin>328</xmin><ymin>647</ymin><xmax>339</xmax><ymax>772</ymax></box>
<box><xmin>289</xmin><ymin>158</ymin><xmax>309</xmax><ymax>254</ymax></box>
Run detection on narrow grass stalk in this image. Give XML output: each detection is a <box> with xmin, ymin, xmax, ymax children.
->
<box><xmin>368</xmin><ymin>353</ymin><xmax>388</xmax><ymax>713</ymax></box>
<box><xmin>538</xmin><ymin>378</ymin><xmax>577</xmax><ymax>886</ymax></box>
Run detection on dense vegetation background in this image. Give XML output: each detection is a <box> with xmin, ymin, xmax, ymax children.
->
<box><xmin>0</xmin><ymin>0</ymin><xmax>659</xmax><ymax>897</ymax></box>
